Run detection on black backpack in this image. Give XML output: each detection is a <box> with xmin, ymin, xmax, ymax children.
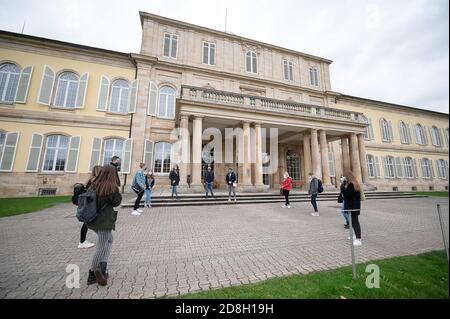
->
<box><xmin>76</xmin><ymin>190</ymin><xmax>98</xmax><ymax>223</ymax></box>
<box><xmin>317</xmin><ymin>179</ymin><xmax>324</xmax><ymax>193</ymax></box>
<box><xmin>72</xmin><ymin>183</ymin><xmax>86</xmax><ymax>206</ymax></box>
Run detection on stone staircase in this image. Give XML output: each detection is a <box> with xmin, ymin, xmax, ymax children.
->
<box><xmin>121</xmin><ymin>191</ymin><xmax>428</xmax><ymax>208</ymax></box>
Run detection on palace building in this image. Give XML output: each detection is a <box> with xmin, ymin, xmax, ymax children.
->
<box><xmin>0</xmin><ymin>11</ymin><xmax>448</xmax><ymax>197</ymax></box>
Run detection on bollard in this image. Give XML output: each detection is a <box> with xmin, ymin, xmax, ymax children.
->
<box><xmin>436</xmin><ymin>204</ymin><xmax>449</xmax><ymax>262</ymax></box>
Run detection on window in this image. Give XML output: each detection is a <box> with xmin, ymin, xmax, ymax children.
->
<box><xmin>158</xmin><ymin>86</ymin><xmax>176</xmax><ymax>118</ymax></box>
<box><xmin>283</xmin><ymin>60</ymin><xmax>293</xmax><ymax>81</ymax></box>
<box><xmin>384</xmin><ymin>156</ymin><xmax>395</xmax><ymax>178</ymax></box>
<box><xmin>328</xmin><ymin>152</ymin><xmax>335</xmax><ymax>177</ymax></box>
<box><xmin>309</xmin><ymin>67</ymin><xmax>319</xmax><ymax>86</ymax></box>
<box><xmin>54</xmin><ymin>72</ymin><xmax>79</xmax><ymax>108</ymax></box>
<box><xmin>42</xmin><ymin>135</ymin><xmax>69</xmax><ymax>171</ymax></box>
<box><xmin>367</xmin><ymin>154</ymin><xmax>376</xmax><ymax>177</ymax></box>
<box><xmin>163</xmin><ymin>33</ymin><xmax>178</xmax><ymax>58</ymax></box>
<box><xmin>399</xmin><ymin>121</ymin><xmax>411</xmax><ymax>144</ymax></box>
<box><xmin>415</xmin><ymin>124</ymin><xmax>427</xmax><ymax>145</ymax></box>
<box><xmin>286</xmin><ymin>150</ymin><xmax>300</xmax><ymax>181</ymax></box>
<box><xmin>203</xmin><ymin>42</ymin><xmax>215</xmax><ymax>65</ymax></box>
<box><xmin>421</xmin><ymin>158</ymin><xmax>432</xmax><ymax>178</ymax></box>
<box><xmin>102</xmin><ymin>138</ymin><xmax>124</xmax><ymax>166</ymax></box>
<box><xmin>404</xmin><ymin>157</ymin><xmax>414</xmax><ymax>178</ymax></box>
<box><xmin>0</xmin><ymin>132</ymin><xmax>5</xmax><ymax>161</ymax></box>
<box><xmin>431</xmin><ymin>126</ymin><xmax>442</xmax><ymax>147</ymax></box>
<box><xmin>246</xmin><ymin>51</ymin><xmax>257</xmax><ymax>74</ymax></box>
<box><xmin>380</xmin><ymin>118</ymin><xmax>392</xmax><ymax>142</ymax></box>
<box><xmin>437</xmin><ymin>159</ymin><xmax>447</xmax><ymax>179</ymax></box>
<box><xmin>0</xmin><ymin>63</ymin><xmax>20</xmax><ymax>103</ymax></box>
<box><xmin>109</xmin><ymin>79</ymin><xmax>129</xmax><ymax>113</ymax></box>
<box><xmin>154</xmin><ymin>142</ymin><xmax>172</xmax><ymax>173</ymax></box>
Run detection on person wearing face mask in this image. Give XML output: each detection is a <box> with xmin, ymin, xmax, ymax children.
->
<box><xmin>110</xmin><ymin>156</ymin><xmax>121</xmax><ymax>187</ymax></box>
<box><xmin>338</xmin><ymin>175</ymin><xmax>349</xmax><ymax>229</ymax></box>
<box><xmin>308</xmin><ymin>172</ymin><xmax>319</xmax><ymax>216</ymax></box>
<box><xmin>280</xmin><ymin>172</ymin><xmax>292</xmax><ymax>208</ymax></box>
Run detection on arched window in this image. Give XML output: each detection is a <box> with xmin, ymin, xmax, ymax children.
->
<box><xmin>154</xmin><ymin>142</ymin><xmax>172</xmax><ymax>173</ymax></box>
<box><xmin>109</xmin><ymin>79</ymin><xmax>129</xmax><ymax>113</ymax></box>
<box><xmin>415</xmin><ymin>124</ymin><xmax>427</xmax><ymax>145</ymax></box>
<box><xmin>246</xmin><ymin>51</ymin><xmax>257</xmax><ymax>74</ymax></box>
<box><xmin>420</xmin><ymin>158</ymin><xmax>433</xmax><ymax>178</ymax></box>
<box><xmin>399</xmin><ymin>121</ymin><xmax>410</xmax><ymax>144</ymax></box>
<box><xmin>380</xmin><ymin>118</ymin><xmax>391</xmax><ymax>142</ymax></box>
<box><xmin>366</xmin><ymin>154</ymin><xmax>376</xmax><ymax>177</ymax></box>
<box><xmin>404</xmin><ymin>157</ymin><xmax>414</xmax><ymax>178</ymax></box>
<box><xmin>42</xmin><ymin>135</ymin><xmax>70</xmax><ymax>171</ymax></box>
<box><xmin>54</xmin><ymin>71</ymin><xmax>79</xmax><ymax>108</ymax></box>
<box><xmin>158</xmin><ymin>86</ymin><xmax>176</xmax><ymax>118</ymax></box>
<box><xmin>431</xmin><ymin>126</ymin><xmax>442</xmax><ymax>146</ymax></box>
<box><xmin>0</xmin><ymin>63</ymin><xmax>20</xmax><ymax>103</ymax></box>
<box><xmin>384</xmin><ymin>156</ymin><xmax>395</xmax><ymax>178</ymax></box>
<box><xmin>102</xmin><ymin>138</ymin><xmax>124</xmax><ymax>166</ymax></box>
<box><xmin>436</xmin><ymin>159</ymin><xmax>447</xmax><ymax>179</ymax></box>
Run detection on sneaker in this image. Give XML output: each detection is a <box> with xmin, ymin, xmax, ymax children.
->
<box><xmin>131</xmin><ymin>210</ymin><xmax>141</xmax><ymax>216</ymax></box>
<box><xmin>353</xmin><ymin>239</ymin><xmax>362</xmax><ymax>246</ymax></box>
<box><xmin>78</xmin><ymin>241</ymin><xmax>94</xmax><ymax>249</ymax></box>
<box><xmin>137</xmin><ymin>208</ymin><xmax>143</xmax><ymax>213</ymax></box>
<box><xmin>281</xmin><ymin>205</ymin><xmax>287</xmax><ymax>208</ymax></box>
<box><xmin>311</xmin><ymin>212</ymin><xmax>320</xmax><ymax>217</ymax></box>
<box><xmin>348</xmin><ymin>234</ymin><xmax>356</xmax><ymax>240</ymax></box>
<box><xmin>287</xmin><ymin>205</ymin><xmax>291</xmax><ymax>208</ymax></box>
<box><xmin>344</xmin><ymin>223</ymin><xmax>350</xmax><ymax>229</ymax></box>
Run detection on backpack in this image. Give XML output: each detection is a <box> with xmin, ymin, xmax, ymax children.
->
<box><xmin>76</xmin><ymin>191</ymin><xmax>98</xmax><ymax>223</ymax></box>
<box><xmin>72</xmin><ymin>183</ymin><xmax>86</xmax><ymax>206</ymax></box>
<box><xmin>317</xmin><ymin>179</ymin><xmax>324</xmax><ymax>193</ymax></box>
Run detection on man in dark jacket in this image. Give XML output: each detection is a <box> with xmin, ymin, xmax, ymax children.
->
<box><xmin>204</xmin><ymin>166</ymin><xmax>215</xmax><ymax>198</ymax></box>
<box><xmin>225</xmin><ymin>167</ymin><xmax>237</xmax><ymax>202</ymax></box>
<box><xmin>110</xmin><ymin>156</ymin><xmax>121</xmax><ymax>187</ymax></box>
<box><xmin>169</xmin><ymin>165</ymin><xmax>180</xmax><ymax>199</ymax></box>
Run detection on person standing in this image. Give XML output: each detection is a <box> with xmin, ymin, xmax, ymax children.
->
<box><xmin>77</xmin><ymin>165</ymin><xmax>102</xmax><ymax>249</ymax></box>
<box><xmin>131</xmin><ymin>163</ymin><xmax>146</xmax><ymax>216</ymax></box>
<box><xmin>144</xmin><ymin>170</ymin><xmax>155</xmax><ymax>208</ymax></box>
<box><xmin>280</xmin><ymin>172</ymin><xmax>292</xmax><ymax>208</ymax></box>
<box><xmin>338</xmin><ymin>175</ymin><xmax>349</xmax><ymax>229</ymax></box>
<box><xmin>169</xmin><ymin>165</ymin><xmax>180</xmax><ymax>200</ymax></box>
<box><xmin>343</xmin><ymin>170</ymin><xmax>363</xmax><ymax>246</ymax></box>
<box><xmin>204</xmin><ymin>166</ymin><xmax>215</xmax><ymax>199</ymax></box>
<box><xmin>225</xmin><ymin>167</ymin><xmax>237</xmax><ymax>202</ymax></box>
<box><xmin>308</xmin><ymin>172</ymin><xmax>319</xmax><ymax>216</ymax></box>
<box><xmin>86</xmin><ymin>165</ymin><xmax>122</xmax><ymax>286</ymax></box>
<box><xmin>110</xmin><ymin>156</ymin><xmax>121</xmax><ymax>187</ymax></box>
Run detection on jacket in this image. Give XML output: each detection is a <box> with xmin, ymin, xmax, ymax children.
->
<box><xmin>225</xmin><ymin>172</ymin><xmax>236</xmax><ymax>185</ymax></box>
<box><xmin>169</xmin><ymin>170</ymin><xmax>180</xmax><ymax>186</ymax></box>
<box><xmin>204</xmin><ymin>171</ymin><xmax>215</xmax><ymax>183</ymax></box>
<box><xmin>343</xmin><ymin>183</ymin><xmax>361</xmax><ymax>214</ymax></box>
<box><xmin>145</xmin><ymin>176</ymin><xmax>155</xmax><ymax>190</ymax></box>
<box><xmin>281</xmin><ymin>177</ymin><xmax>292</xmax><ymax>191</ymax></box>
<box><xmin>308</xmin><ymin>177</ymin><xmax>319</xmax><ymax>195</ymax></box>
<box><xmin>132</xmin><ymin>169</ymin><xmax>146</xmax><ymax>190</ymax></box>
<box><xmin>86</xmin><ymin>191</ymin><xmax>122</xmax><ymax>231</ymax></box>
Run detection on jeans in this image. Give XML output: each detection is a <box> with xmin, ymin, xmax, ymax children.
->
<box><xmin>283</xmin><ymin>189</ymin><xmax>290</xmax><ymax>205</ymax></box>
<box><xmin>341</xmin><ymin>201</ymin><xmax>349</xmax><ymax>223</ymax></box>
<box><xmin>311</xmin><ymin>193</ymin><xmax>318</xmax><ymax>212</ymax></box>
<box><xmin>228</xmin><ymin>184</ymin><xmax>236</xmax><ymax>199</ymax></box>
<box><xmin>205</xmin><ymin>182</ymin><xmax>214</xmax><ymax>197</ymax></box>
<box><xmin>133</xmin><ymin>191</ymin><xmax>144</xmax><ymax>210</ymax></box>
<box><xmin>80</xmin><ymin>223</ymin><xmax>88</xmax><ymax>243</ymax></box>
<box><xmin>171</xmin><ymin>185</ymin><xmax>179</xmax><ymax>198</ymax></box>
<box><xmin>145</xmin><ymin>189</ymin><xmax>152</xmax><ymax>206</ymax></box>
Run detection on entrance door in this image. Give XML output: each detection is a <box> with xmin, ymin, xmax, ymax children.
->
<box><xmin>286</xmin><ymin>150</ymin><xmax>300</xmax><ymax>187</ymax></box>
<box><xmin>262</xmin><ymin>152</ymin><xmax>271</xmax><ymax>186</ymax></box>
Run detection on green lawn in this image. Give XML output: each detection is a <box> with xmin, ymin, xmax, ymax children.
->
<box><xmin>0</xmin><ymin>196</ymin><xmax>72</xmax><ymax>218</ymax></box>
<box><xmin>178</xmin><ymin>251</ymin><xmax>449</xmax><ymax>299</ymax></box>
<box><xmin>416</xmin><ymin>191</ymin><xmax>449</xmax><ymax>197</ymax></box>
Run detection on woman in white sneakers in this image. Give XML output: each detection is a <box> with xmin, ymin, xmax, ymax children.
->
<box><xmin>131</xmin><ymin>163</ymin><xmax>146</xmax><ymax>216</ymax></box>
<box><xmin>280</xmin><ymin>172</ymin><xmax>292</xmax><ymax>208</ymax></box>
<box><xmin>343</xmin><ymin>170</ymin><xmax>363</xmax><ymax>246</ymax></box>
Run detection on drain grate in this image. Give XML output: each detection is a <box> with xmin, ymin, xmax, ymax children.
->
<box><xmin>39</xmin><ymin>188</ymin><xmax>57</xmax><ymax>196</ymax></box>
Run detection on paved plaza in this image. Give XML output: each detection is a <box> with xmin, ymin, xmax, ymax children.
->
<box><xmin>0</xmin><ymin>196</ymin><xmax>448</xmax><ymax>299</ymax></box>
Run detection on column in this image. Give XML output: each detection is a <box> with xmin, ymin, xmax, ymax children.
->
<box><xmin>341</xmin><ymin>136</ymin><xmax>351</xmax><ymax>172</ymax></box>
<box><xmin>303</xmin><ymin>134</ymin><xmax>312</xmax><ymax>181</ymax></box>
<box><xmin>191</xmin><ymin>116</ymin><xmax>203</xmax><ymax>186</ymax></box>
<box><xmin>179</xmin><ymin>114</ymin><xmax>190</xmax><ymax>186</ymax></box>
<box><xmin>358</xmin><ymin>133</ymin><xmax>369</xmax><ymax>184</ymax></box>
<box><xmin>254</xmin><ymin>123</ymin><xmax>263</xmax><ymax>186</ymax></box>
<box><xmin>349</xmin><ymin>133</ymin><xmax>362</xmax><ymax>182</ymax></box>
<box><xmin>310</xmin><ymin>129</ymin><xmax>321</xmax><ymax>178</ymax></box>
<box><xmin>319</xmin><ymin>130</ymin><xmax>331</xmax><ymax>185</ymax></box>
<box><xmin>242</xmin><ymin>121</ymin><xmax>252</xmax><ymax>186</ymax></box>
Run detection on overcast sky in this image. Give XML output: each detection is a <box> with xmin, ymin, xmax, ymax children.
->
<box><xmin>1</xmin><ymin>0</ymin><xmax>448</xmax><ymax>113</ymax></box>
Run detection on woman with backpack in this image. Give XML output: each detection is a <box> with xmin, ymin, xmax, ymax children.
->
<box><xmin>280</xmin><ymin>172</ymin><xmax>292</xmax><ymax>208</ymax></box>
<box><xmin>86</xmin><ymin>165</ymin><xmax>122</xmax><ymax>286</ymax></box>
<box><xmin>77</xmin><ymin>165</ymin><xmax>102</xmax><ymax>249</ymax></box>
<box><xmin>144</xmin><ymin>170</ymin><xmax>155</xmax><ymax>208</ymax></box>
<box><xmin>308</xmin><ymin>172</ymin><xmax>320</xmax><ymax>217</ymax></box>
<box><xmin>342</xmin><ymin>170</ymin><xmax>363</xmax><ymax>246</ymax></box>
<box><xmin>131</xmin><ymin>163</ymin><xmax>146</xmax><ymax>216</ymax></box>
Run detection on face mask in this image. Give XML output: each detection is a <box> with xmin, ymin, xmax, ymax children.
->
<box><xmin>308</xmin><ymin>176</ymin><xmax>313</xmax><ymax>182</ymax></box>
<box><xmin>340</xmin><ymin>176</ymin><xmax>346</xmax><ymax>183</ymax></box>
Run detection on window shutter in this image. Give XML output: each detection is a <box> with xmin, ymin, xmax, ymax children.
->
<box><xmin>147</xmin><ymin>81</ymin><xmax>158</xmax><ymax>116</ymax></box>
<box><xmin>37</xmin><ymin>65</ymin><xmax>55</xmax><ymax>105</ymax></box>
<box><xmin>374</xmin><ymin>156</ymin><xmax>380</xmax><ymax>177</ymax></box>
<box><xmin>25</xmin><ymin>133</ymin><xmax>44</xmax><ymax>172</ymax></box>
<box><xmin>406</xmin><ymin>124</ymin><xmax>412</xmax><ymax>144</ymax></box>
<box><xmin>96</xmin><ymin>76</ymin><xmax>110</xmax><ymax>111</ymax></box>
<box><xmin>423</xmin><ymin>126</ymin><xmax>429</xmax><ymax>144</ymax></box>
<box><xmin>412</xmin><ymin>158</ymin><xmax>419</xmax><ymax>178</ymax></box>
<box><xmin>143</xmin><ymin>139</ymin><xmax>154</xmax><ymax>170</ymax></box>
<box><xmin>445</xmin><ymin>160</ymin><xmax>449</xmax><ymax>180</ymax></box>
<box><xmin>128</xmin><ymin>79</ymin><xmax>139</xmax><ymax>114</ymax></box>
<box><xmin>75</xmin><ymin>72</ymin><xmax>89</xmax><ymax>108</ymax></box>
<box><xmin>121</xmin><ymin>138</ymin><xmax>133</xmax><ymax>174</ymax></box>
<box><xmin>0</xmin><ymin>132</ymin><xmax>20</xmax><ymax>172</ymax></box>
<box><xmin>368</xmin><ymin>118</ymin><xmax>374</xmax><ymax>140</ymax></box>
<box><xmin>88</xmin><ymin>137</ymin><xmax>102</xmax><ymax>172</ymax></box>
<box><xmin>438</xmin><ymin>128</ymin><xmax>443</xmax><ymax>147</ymax></box>
<box><xmin>388</xmin><ymin>121</ymin><xmax>394</xmax><ymax>142</ymax></box>
<box><xmin>65</xmin><ymin>136</ymin><xmax>81</xmax><ymax>173</ymax></box>
<box><xmin>15</xmin><ymin>66</ymin><xmax>34</xmax><ymax>103</ymax></box>
<box><xmin>399</xmin><ymin>122</ymin><xmax>405</xmax><ymax>143</ymax></box>
<box><xmin>382</xmin><ymin>156</ymin><xmax>387</xmax><ymax>178</ymax></box>
<box><xmin>429</xmin><ymin>160</ymin><xmax>436</xmax><ymax>179</ymax></box>
<box><xmin>395</xmin><ymin>157</ymin><xmax>403</xmax><ymax>178</ymax></box>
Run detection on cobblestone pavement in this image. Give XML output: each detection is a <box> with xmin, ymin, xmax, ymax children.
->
<box><xmin>0</xmin><ymin>197</ymin><xmax>448</xmax><ymax>299</ymax></box>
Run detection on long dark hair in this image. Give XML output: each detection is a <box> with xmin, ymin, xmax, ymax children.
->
<box><xmin>90</xmin><ymin>165</ymin><xmax>119</xmax><ymax>197</ymax></box>
<box><xmin>86</xmin><ymin>165</ymin><xmax>102</xmax><ymax>188</ymax></box>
